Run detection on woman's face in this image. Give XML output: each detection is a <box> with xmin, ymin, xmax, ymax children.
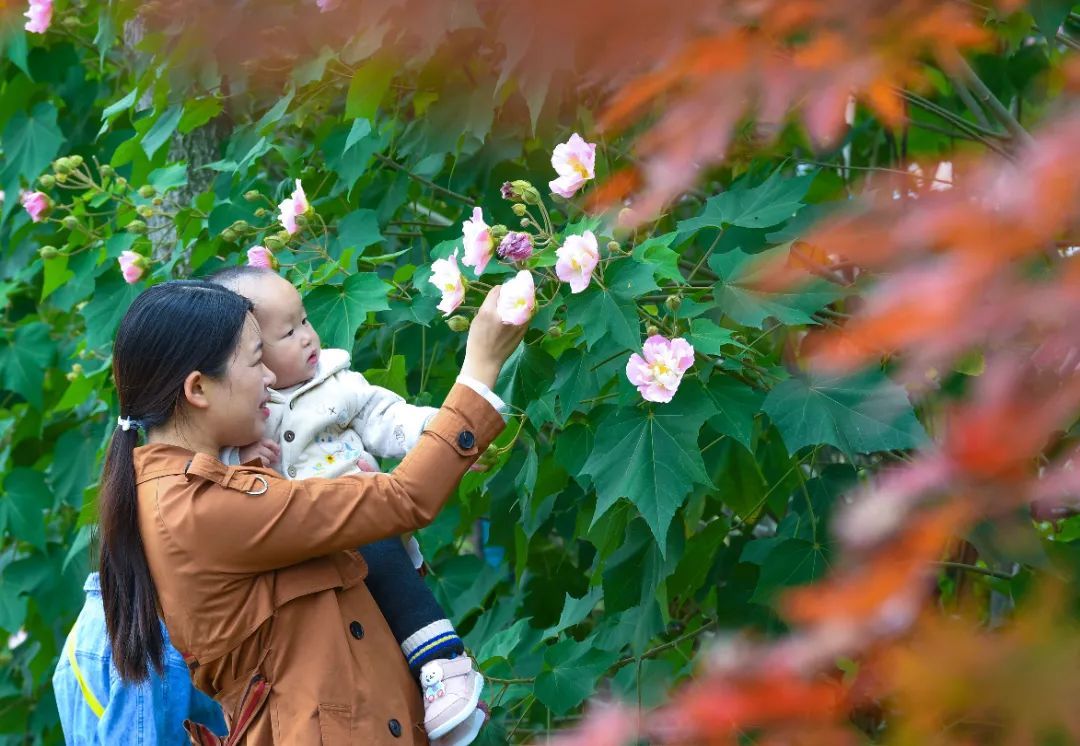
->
<box><xmin>201</xmin><ymin>315</ymin><xmax>277</xmax><ymax>447</ymax></box>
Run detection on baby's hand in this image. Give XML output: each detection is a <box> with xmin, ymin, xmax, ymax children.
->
<box><xmin>238</xmin><ymin>438</ymin><xmax>281</xmax><ymax>468</ymax></box>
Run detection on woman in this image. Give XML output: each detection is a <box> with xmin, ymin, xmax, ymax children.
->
<box><xmin>97</xmin><ymin>280</ymin><xmax>524</xmax><ymax>744</ymax></box>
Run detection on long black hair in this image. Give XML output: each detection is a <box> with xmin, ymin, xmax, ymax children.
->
<box><xmin>99</xmin><ymin>280</ymin><xmax>252</xmax><ymax>681</ymax></box>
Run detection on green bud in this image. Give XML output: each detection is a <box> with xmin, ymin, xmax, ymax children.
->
<box><xmin>69</xmin><ymin>155</ymin><xmax>84</xmax><ymax>169</ymax></box>
<box><xmin>152</xmin><ymin>197</ymin><xmax>164</xmax><ymax>206</ymax></box>
<box><xmin>99</xmin><ymin>164</ymin><xmax>114</xmax><ymax>178</ymax></box>
<box><xmin>115</xmin><ymin>176</ymin><xmax>129</xmax><ymax>190</ymax></box>
<box><xmin>125</xmin><ymin>219</ymin><xmax>147</xmax><ymax>235</ymax></box>
<box><xmin>276</xmin><ymin>230</ymin><xmax>292</xmax><ymax>243</ymax></box>
<box><xmin>62</xmin><ymin>15</ymin><xmax>80</xmax><ymax>29</ymax></box>
<box><xmin>665</xmin><ymin>295</ymin><xmax>682</xmax><ymax>312</ymax></box>
<box><xmin>264</xmin><ymin>235</ymin><xmax>285</xmax><ymax>251</ymax></box>
<box><xmin>61</xmin><ymin>215</ymin><xmax>80</xmax><ymax>231</ymax></box>
<box><xmin>71</xmin><ymin>363</ymin><xmax>84</xmax><ymax>376</ymax></box>
<box><xmin>646</xmin><ymin>324</ymin><xmax>660</xmax><ymax>337</ymax></box>
<box><xmin>38</xmin><ymin>174</ymin><xmax>56</xmax><ymax>189</ymax></box>
<box><xmin>221</xmin><ymin>228</ymin><xmax>238</xmax><ymax>243</ymax></box>
<box><xmin>230</xmin><ymin>220</ymin><xmax>251</xmax><ymax>234</ymax></box>
<box><xmin>294</xmin><ymin>214</ymin><xmax>308</xmax><ymax>229</ymax></box>
<box><xmin>39</xmin><ymin>245</ymin><xmax>60</xmax><ymax>259</ymax></box>
<box><xmin>137</xmin><ymin>205</ymin><xmax>154</xmax><ymax>219</ymax></box>
<box><xmin>511</xmin><ymin>203</ymin><xmax>528</xmax><ymax>217</ymax></box>
<box><xmin>547</xmin><ymin>324</ymin><xmax>562</xmax><ymax>338</ymax></box>
<box><xmin>489</xmin><ymin>224</ymin><xmax>509</xmax><ymax>243</ymax></box>
<box><xmin>53</xmin><ymin>157</ymin><xmax>72</xmax><ymax>175</ymax></box>
<box><xmin>446</xmin><ymin>315</ymin><xmax>471</xmax><ymax>333</ymax></box>
<box><xmin>255</xmin><ymin>208</ymin><xmax>269</xmax><ymax>218</ymax></box>
<box><xmin>244</xmin><ymin>190</ymin><xmax>261</xmax><ymax>202</ymax></box>
<box><xmin>138</xmin><ymin>185</ymin><xmax>156</xmax><ymax>198</ymax></box>
<box><xmin>520</xmin><ymin>218</ymin><xmax>530</xmax><ymax>228</ymax></box>
<box><xmin>510</xmin><ymin>179</ymin><xmax>542</xmax><ymax>206</ymax></box>
<box><xmin>55</xmin><ymin>173</ymin><xmax>69</xmax><ymax>184</ymax></box>
<box><xmin>607</xmin><ymin>240</ymin><xmax>620</xmax><ymax>253</ymax></box>
<box><xmin>66</xmin><ymin>371</ymin><xmax>77</xmax><ymax>382</ymax></box>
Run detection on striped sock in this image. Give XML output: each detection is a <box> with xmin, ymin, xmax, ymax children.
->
<box><xmin>401</xmin><ymin>619</ymin><xmax>465</xmax><ymax>677</ymax></box>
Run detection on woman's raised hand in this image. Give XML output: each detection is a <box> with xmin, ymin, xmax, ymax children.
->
<box><xmin>459</xmin><ymin>286</ymin><xmax>529</xmax><ymax>389</ymax></box>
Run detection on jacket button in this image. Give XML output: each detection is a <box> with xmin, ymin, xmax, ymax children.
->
<box><xmin>388</xmin><ymin>719</ymin><xmax>402</xmax><ymax>737</ymax></box>
<box><xmin>283</xmin><ymin>430</ymin><xmax>295</xmax><ymax>442</ymax></box>
<box><xmin>457</xmin><ymin>430</ymin><xmax>476</xmax><ymax>450</ymax></box>
<box><xmin>349</xmin><ymin>621</ymin><xmax>364</xmax><ymax>639</ymax></box>
<box><xmin>287</xmin><ymin>466</ymin><xmax>297</xmax><ymax>478</ymax></box>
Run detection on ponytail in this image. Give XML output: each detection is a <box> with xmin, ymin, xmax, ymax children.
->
<box><xmin>99</xmin><ymin>424</ymin><xmax>164</xmax><ymax>681</ymax></box>
<box><xmin>97</xmin><ymin>280</ymin><xmax>252</xmax><ymax>682</ymax></box>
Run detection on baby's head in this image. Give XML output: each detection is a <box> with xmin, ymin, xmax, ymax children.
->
<box><xmin>209</xmin><ymin>267</ymin><xmax>320</xmax><ymax>389</ymax></box>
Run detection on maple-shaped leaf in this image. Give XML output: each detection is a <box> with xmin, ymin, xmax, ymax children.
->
<box><xmin>304</xmin><ymin>273</ymin><xmax>390</xmax><ymax>349</ymax></box>
<box><xmin>677</xmin><ymin>170</ymin><xmax>815</xmax><ymax>233</ymax></box>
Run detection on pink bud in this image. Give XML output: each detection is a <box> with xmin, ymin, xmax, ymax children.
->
<box><xmin>20</xmin><ymin>191</ymin><xmax>50</xmax><ymax>223</ymax></box>
<box><xmin>118</xmin><ymin>251</ymin><xmax>146</xmax><ymax>284</ymax></box>
<box><xmin>247</xmin><ymin>245</ymin><xmax>276</xmax><ymax>269</ymax></box>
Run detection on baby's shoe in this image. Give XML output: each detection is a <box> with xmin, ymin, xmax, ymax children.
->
<box><xmin>431</xmin><ymin>705</ymin><xmax>487</xmax><ymax>746</ymax></box>
<box><xmin>420</xmin><ymin>657</ymin><xmax>483</xmax><ymax>740</ymax></box>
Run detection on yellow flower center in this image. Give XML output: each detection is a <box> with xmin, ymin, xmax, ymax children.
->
<box><xmin>571</xmin><ymin>158</ymin><xmax>590</xmax><ymax>180</ymax></box>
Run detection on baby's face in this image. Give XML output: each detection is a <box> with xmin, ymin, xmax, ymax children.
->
<box><xmin>236</xmin><ymin>273</ymin><xmax>321</xmax><ymax>389</ymax></box>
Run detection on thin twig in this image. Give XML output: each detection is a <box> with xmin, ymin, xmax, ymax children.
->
<box><xmin>374</xmin><ymin>153</ymin><xmax>476</xmax><ymax>205</ymax></box>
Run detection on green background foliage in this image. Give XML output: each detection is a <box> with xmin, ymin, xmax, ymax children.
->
<box><xmin>0</xmin><ymin>0</ymin><xmax>1076</xmax><ymax>742</ymax></box>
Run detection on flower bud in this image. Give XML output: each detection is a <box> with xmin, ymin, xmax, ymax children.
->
<box><xmin>255</xmin><ymin>207</ymin><xmax>269</xmax><ymax>218</ymax></box>
<box><xmin>53</xmin><ymin>157</ymin><xmax>72</xmax><ymax>175</ymax></box>
<box><xmin>39</xmin><ymin>245</ymin><xmax>59</xmax><ymax>259</ymax></box>
<box><xmin>547</xmin><ymin>324</ymin><xmax>562</xmax><ymax>338</ymax></box>
<box><xmin>665</xmin><ymin>295</ymin><xmax>682</xmax><ymax>312</ymax></box>
<box><xmin>607</xmin><ymin>240</ymin><xmax>620</xmax><ymax>253</ymax></box>
<box><xmin>513</xmin><ymin>180</ymin><xmax>543</xmax><ymax>205</ymax></box>
<box><xmin>99</xmin><ymin>164</ymin><xmax>114</xmax><ymax>178</ymax></box>
<box><xmin>264</xmin><ymin>235</ymin><xmax>285</xmax><ymax>251</ymax></box>
<box><xmin>61</xmin><ymin>215</ymin><xmax>79</xmax><ymax>231</ymax></box>
<box><xmin>294</xmin><ymin>214</ymin><xmax>308</xmax><ymax>228</ymax></box>
<box><xmin>55</xmin><ymin>173</ymin><xmax>68</xmax><ymax>184</ymax></box>
<box><xmin>137</xmin><ymin>205</ymin><xmax>154</xmax><ymax>219</ymax></box>
<box><xmin>152</xmin><ymin>197</ymin><xmax>164</xmax><ymax>206</ymax></box>
<box><xmin>71</xmin><ymin>363</ymin><xmax>83</xmax><ymax>375</ymax></box>
<box><xmin>520</xmin><ymin>218</ymin><xmax>530</xmax><ymax>228</ymax></box>
<box><xmin>230</xmin><ymin>220</ymin><xmax>250</xmax><ymax>234</ymax></box>
<box><xmin>446</xmin><ymin>315</ymin><xmax>471</xmax><ymax>332</ymax></box>
<box><xmin>221</xmin><ymin>228</ymin><xmax>238</xmax><ymax>243</ymax></box>
<box><xmin>646</xmin><ymin>324</ymin><xmax>660</xmax><ymax>337</ymax></box>
<box><xmin>69</xmin><ymin>155</ymin><xmax>84</xmax><ymax>169</ymax></box>
<box><xmin>115</xmin><ymin>176</ymin><xmax>128</xmax><ymax>190</ymax></box>
<box><xmin>62</xmin><ymin>15</ymin><xmax>80</xmax><ymax>29</ymax></box>
<box><xmin>276</xmin><ymin>230</ymin><xmax>292</xmax><ymax>243</ymax></box>
<box><xmin>66</xmin><ymin>371</ymin><xmax>77</xmax><ymax>382</ymax></box>
<box><xmin>125</xmin><ymin>219</ymin><xmax>147</xmax><ymax>234</ymax></box>
<box><xmin>138</xmin><ymin>185</ymin><xmax>156</xmax><ymax>198</ymax></box>
<box><xmin>244</xmin><ymin>190</ymin><xmax>261</xmax><ymax>202</ymax></box>
<box><xmin>38</xmin><ymin>174</ymin><xmax>56</xmax><ymax>189</ymax></box>
<box><xmin>489</xmin><ymin>224</ymin><xmax>509</xmax><ymax>243</ymax></box>
<box><xmin>512</xmin><ymin>203</ymin><xmax>528</xmax><ymax>217</ymax></box>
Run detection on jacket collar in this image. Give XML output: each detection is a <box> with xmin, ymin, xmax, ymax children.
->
<box><xmin>268</xmin><ymin>348</ymin><xmax>351</xmax><ymax>404</ymax></box>
<box><xmin>133</xmin><ymin>442</ymin><xmax>200</xmax><ymax>482</ymax></box>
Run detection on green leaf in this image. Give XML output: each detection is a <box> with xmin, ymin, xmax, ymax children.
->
<box><xmin>0</xmin><ymin>102</ymin><xmax>64</xmax><ymax>185</ymax></box>
<box><xmin>344</xmin><ymin>118</ymin><xmax>373</xmax><ymax>152</ymax></box>
<box><xmin>565</xmin><ymin>287</ymin><xmax>640</xmax><ymax>352</ymax></box>
<box><xmin>551</xmin><ymin>348</ymin><xmax>601</xmax><ymax>424</ymax></box>
<box><xmin>304</xmin><ymin>273</ymin><xmax>391</xmax><ymax>350</ymax></box>
<box><xmin>0</xmin><ymin>323</ymin><xmax>54</xmax><ymax>410</ymax></box>
<box><xmin>582</xmin><ymin>395</ymin><xmax>714</xmax><ymax>552</ymax></box>
<box><xmin>429</xmin><ymin>555</ymin><xmax>503</xmax><ymax>621</ymax></box>
<box><xmin>710</xmin><ymin>245</ymin><xmax>841</xmax><ymax>328</ymax></box>
<box><xmin>669</xmin><ymin>518</ymin><xmax>730</xmax><ymax>598</ymax></box>
<box><xmin>702</xmin><ymin>376</ymin><xmax>763</xmax><ymax>451</ymax></box>
<box><xmin>256</xmin><ymin>91</ymin><xmax>295</xmax><ymax>134</ymax></box>
<box><xmin>762</xmin><ymin>369</ymin><xmax>929</xmax><ymax>456</ymax></box>
<box><xmin>1030</xmin><ymin>0</ymin><xmax>1074</xmax><ymax>44</ymax></box>
<box><xmin>1</xmin><ymin>468</ymin><xmax>51</xmax><ymax>549</ymax></box>
<box><xmin>363</xmin><ymin>355</ymin><xmax>408</xmax><ymax>398</ymax></box>
<box><xmin>631</xmin><ymin>232</ymin><xmax>684</xmax><ymax>283</ymax></box>
<box><xmin>332</xmin><ymin>209</ymin><xmax>384</xmax><ymax>258</ymax></box>
<box><xmin>689</xmin><ymin>318</ymin><xmax>739</xmax><ymax>357</ymax></box>
<box><xmin>178</xmin><ymin>97</ymin><xmax>223</xmax><ymax>134</ymax></box>
<box><xmin>81</xmin><ymin>276</ymin><xmax>141</xmax><ymax>351</ymax></box>
<box><xmin>678</xmin><ymin>170</ymin><xmax>814</xmax><ymax>233</ymax></box>
<box><xmin>476</xmin><ymin>617</ymin><xmax>535</xmax><ymax>669</ymax></box>
<box><xmin>41</xmin><ymin>254</ymin><xmax>74</xmax><ymax>303</ymax></box>
<box><xmin>544</xmin><ymin>587</ymin><xmax>604</xmax><ymax>640</ymax></box>
<box><xmin>534</xmin><ymin>639</ymin><xmax>620</xmax><ymax>715</ymax></box>
<box><xmin>49</xmin><ymin>429</ymin><xmax>98</xmax><ymax>508</ymax></box>
<box><xmin>711</xmin><ymin>438</ymin><xmax>769</xmax><ymax>521</ymax></box>
<box><xmin>101</xmin><ymin>88</ymin><xmax>137</xmax><ymax>121</ymax></box>
<box><xmin>346</xmin><ymin>58</ymin><xmax>395</xmax><ymax>120</ymax></box>
<box><xmin>141</xmin><ymin>105</ymin><xmax>182</xmax><ymax>158</ymax></box>
<box><xmin>495</xmin><ymin>344</ymin><xmax>557</xmax><ymax>410</ymax></box>
<box><xmin>750</xmin><ymin>539</ymin><xmax>830</xmax><ymax>604</ymax></box>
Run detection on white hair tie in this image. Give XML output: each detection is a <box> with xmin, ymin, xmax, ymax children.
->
<box><xmin>117</xmin><ymin>416</ymin><xmax>141</xmax><ymax>432</ymax></box>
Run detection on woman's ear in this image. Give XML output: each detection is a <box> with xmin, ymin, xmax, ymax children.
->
<box><xmin>183</xmin><ymin>370</ymin><xmax>211</xmax><ymax>410</ymax></box>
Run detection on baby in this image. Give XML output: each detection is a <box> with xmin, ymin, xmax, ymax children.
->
<box><xmin>210</xmin><ymin>266</ymin><xmax>493</xmax><ymax>746</ymax></box>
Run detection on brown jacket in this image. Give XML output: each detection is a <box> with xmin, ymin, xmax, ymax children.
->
<box><xmin>133</xmin><ymin>384</ymin><xmax>505</xmax><ymax>745</ymax></box>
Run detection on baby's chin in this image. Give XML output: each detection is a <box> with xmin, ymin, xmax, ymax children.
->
<box><xmin>272</xmin><ymin>368</ymin><xmax>316</xmax><ymax>389</ymax></box>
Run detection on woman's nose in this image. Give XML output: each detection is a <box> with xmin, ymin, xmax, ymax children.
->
<box><xmin>263</xmin><ymin>365</ymin><xmax>277</xmax><ymax>388</ymax></box>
